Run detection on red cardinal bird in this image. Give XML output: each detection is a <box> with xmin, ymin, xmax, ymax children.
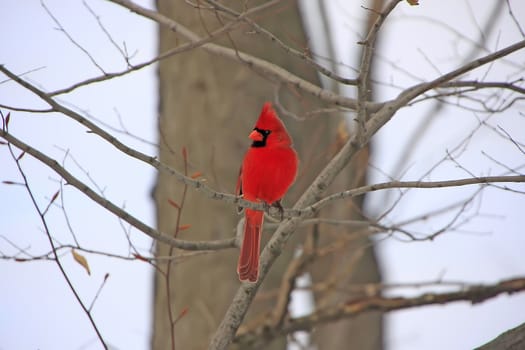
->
<box><xmin>236</xmin><ymin>102</ymin><xmax>298</xmax><ymax>283</ymax></box>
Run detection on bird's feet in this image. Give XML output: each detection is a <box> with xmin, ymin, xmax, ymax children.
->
<box><xmin>271</xmin><ymin>200</ymin><xmax>285</xmax><ymax>221</ymax></box>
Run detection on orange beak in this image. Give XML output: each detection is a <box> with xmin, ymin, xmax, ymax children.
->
<box><xmin>249</xmin><ymin>129</ymin><xmax>263</xmax><ymax>141</ymax></box>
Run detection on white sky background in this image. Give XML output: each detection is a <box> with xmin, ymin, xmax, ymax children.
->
<box><xmin>0</xmin><ymin>1</ymin><xmax>157</xmax><ymax>349</ymax></box>
<box><xmin>1</xmin><ymin>1</ymin><xmax>524</xmax><ymax>350</ymax></box>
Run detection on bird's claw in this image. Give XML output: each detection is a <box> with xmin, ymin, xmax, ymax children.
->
<box><xmin>271</xmin><ymin>200</ymin><xmax>285</xmax><ymax>221</ymax></box>
<box><xmin>262</xmin><ymin>201</ymin><xmax>271</xmax><ymax>213</ymax></box>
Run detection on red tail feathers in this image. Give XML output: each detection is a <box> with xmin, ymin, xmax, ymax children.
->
<box><xmin>237</xmin><ymin>209</ymin><xmax>264</xmax><ymax>283</ymax></box>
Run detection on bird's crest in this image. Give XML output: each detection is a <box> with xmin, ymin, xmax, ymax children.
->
<box><xmin>255</xmin><ymin>102</ymin><xmax>285</xmax><ymax>132</ymax></box>
<box><xmin>254</xmin><ymin>102</ymin><xmax>292</xmax><ymax>146</ymax></box>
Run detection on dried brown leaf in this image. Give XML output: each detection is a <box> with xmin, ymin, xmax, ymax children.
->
<box><xmin>72</xmin><ymin>249</ymin><xmax>91</xmax><ymax>275</ymax></box>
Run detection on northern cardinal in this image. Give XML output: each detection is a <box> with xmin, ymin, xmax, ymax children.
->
<box><xmin>236</xmin><ymin>102</ymin><xmax>298</xmax><ymax>283</ymax></box>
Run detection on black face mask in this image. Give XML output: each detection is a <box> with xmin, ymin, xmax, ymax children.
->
<box><xmin>251</xmin><ymin>128</ymin><xmax>271</xmax><ymax>148</ymax></box>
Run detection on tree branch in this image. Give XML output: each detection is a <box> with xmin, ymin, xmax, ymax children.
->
<box><xmin>106</xmin><ymin>0</ymin><xmax>381</xmax><ymax>112</ymax></box>
<box><xmin>236</xmin><ymin>277</ymin><xmax>525</xmax><ymax>347</ymax></box>
<box><xmin>303</xmin><ymin>175</ymin><xmax>525</xmax><ymax>216</ymax></box>
<box><xmin>356</xmin><ymin>0</ymin><xmax>401</xmax><ymax>144</ymax></box>
<box><xmin>364</xmin><ymin>39</ymin><xmax>525</xmax><ymax>143</ymax></box>
<box><xmin>5</xmin><ymin>135</ymin><xmax>108</xmax><ymax>349</ymax></box>
<box><xmin>0</xmin><ymin>65</ymin><xmax>283</xmax><ymax>214</ymax></box>
<box><xmin>205</xmin><ymin>0</ymin><xmax>358</xmax><ymax>86</ymax></box>
<box><xmin>439</xmin><ymin>79</ymin><xmax>525</xmax><ymax>95</ymax></box>
<box><xmin>393</xmin><ymin>40</ymin><xmax>525</xmax><ymax>109</ymax></box>
<box><xmin>475</xmin><ymin>321</ymin><xmax>525</xmax><ymax>350</ymax></box>
<box><xmin>49</xmin><ymin>0</ymin><xmax>271</xmax><ymax>96</ymax></box>
<box><xmin>0</xmin><ymin>128</ymin><xmax>236</xmax><ymax>251</ymax></box>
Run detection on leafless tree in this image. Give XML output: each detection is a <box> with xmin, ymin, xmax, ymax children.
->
<box><xmin>1</xmin><ymin>1</ymin><xmax>524</xmax><ymax>349</ymax></box>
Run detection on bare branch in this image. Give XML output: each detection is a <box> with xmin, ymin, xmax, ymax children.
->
<box><xmin>0</xmin><ymin>104</ymin><xmax>53</xmax><ymax>113</ymax></box>
<box><xmin>389</xmin><ymin>40</ymin><xmax>525</xmax><ymax>110</ymax></box>
<box><xmin>106</xmin><ymin>0</ymin><xmax>378</xmax><ymax>111</ymax></box>
<box><xmin>0</xmin><ymin>66</ymin><xmax>270</xmax><ymax>213</ymax></box>
<box><xmin>305</xmin><ymin>175</ymin><xmax>525</xmax><ymax>216</ymax></box>
<box><xmin>5</xmin><ymin>132</ymin><xmax>107</xmax><ymax>349</ymax></box>
<box><xmin>440</xmin><ymin>79</ymin><xmax>525</xmax><ymax>95</ymax></box>
<box><xmin>88</xmin><ymin>273</ymin><xmax>110</xmax><ymax>312</ymax></box>
<box><xmin>41</xmin><ymin>0</ymin><xmax>106</xmax><ymax>74</ymax></box>
<box><xmin>0</xmin><ymin>129</ymin><xmax>237</xmax><ymax>251</ymax></box>
<box><xmin>206</xmin><ymin>0</ymin><xmax>358</xmax><ymax>85</ymax></box>
<box><xmin>356</xmin><ymin>0</ymin><xmax>402</xmax><ymax>144</ymax></box>
<box><xmin>236</xmin><ymin>277</ymin><xmax>525</xmax><ymax>346</ymax></box>
<box><xmin>83</xmin><ymin>0</ymin><xmax>131</xmax><ymax>66</ymax></box>
<box><xmin>363</xmin><ymin>39</ymin><xmax>525</xmax><ymax>147</ymax></box>
<box><xmin>506</xmin><ymin>0</ymin><xmax>525</xmax><ymax>38</ymax></box>
<box><xmin>475</xmin><ymin>321</ymin><xmax>525</xmax><ymax>350</ymax></box>
<box><xmin>48</xmin><ymin>4</ymin><xmax>251</xmax><ymax>96</ymax></box>
<box><xmin>497</xmin><ymin>125</ymin><xmax>525</xmax><ymax>155</ymax></box>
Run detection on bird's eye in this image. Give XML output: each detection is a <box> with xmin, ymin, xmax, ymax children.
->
<box><xmin>254</xmin><ymin>128</ymin><xmax>271</xmax><ymax>137</ymax></box>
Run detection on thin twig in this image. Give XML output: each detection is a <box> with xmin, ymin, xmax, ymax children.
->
<box><xmin>41</xmin><ymin>0</ymin><xmax>106</xmax><ymax>74</ymax></box>
<box><xmin>4</xmin><ymin>129</ymin><xmax>107</xmax><ymax>349</ymax></box>
<box><xmin>83</xmin><ymin>0</ymin><xmax>131</xmax><ymax>66</ymax></box>
<box><xmin>356</xmin><ymin>0</ymin><xmax>401</xmax><ymax>144</ymax></box>
<box><xmin>506</xmin><ymin>0</ymin><xmax>525</xmax><ymax>38</ymax></box>
<box><xmin>88</xmin><ymin>273</ymin><xmax>110</xmax><ymax>312</ymax></box>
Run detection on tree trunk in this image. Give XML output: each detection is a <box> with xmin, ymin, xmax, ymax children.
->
<box><xmin>152</xmin><ymin>1</ymin><xmax>382</xmax><ymax>349</ymax></box>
